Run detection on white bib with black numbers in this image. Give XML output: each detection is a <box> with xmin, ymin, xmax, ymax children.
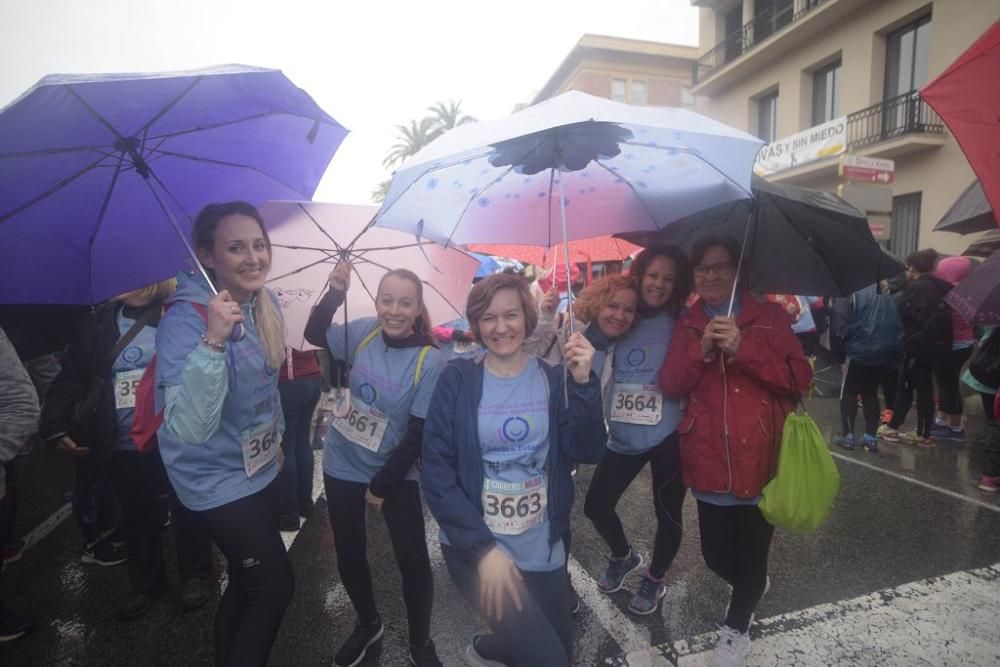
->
<box><xmin>609</xmin><ymin>383</ymin><xmax>663</xmax><ymax>425</ymax></box>
<box><xmin>332</xmin><ymin>394</ymin><xmax>390</xmax><ymax>453</ymax></box>
<box><xmin>114</xmin><ymin>369</ymin><xmax>145</xmax><ymax>410</ymax></box>
<box><xmin>241</xmin><ymin>420</ymin><xmax>278</xmax><ymax>478</ymax></box>
<box><xmin>482</xmin><ymin>475</ymin><xmax>547</xmax><ymax>536</ymax></box>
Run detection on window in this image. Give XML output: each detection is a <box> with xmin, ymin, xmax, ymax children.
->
<box><xmin>755</xmin><ymin>0</ymin><xmax>794</xmax><ymax>42</ymax></box>
<box><xmin>889</xmin><ymin>192</ymin><xmax>921</xmax><ymax>258</ymax></box>
<box><xmin>724</xmin><ymin>6</ymin><xmax>744</xmax><ymax>63</ymax></box>
<box><xmin>630</xmin><ymin>80</ymin><xmax>648</xmax><ymax>106</ymax></box>
<box><xmin>757</xmin><ymin>91</ymin><xmax>779</xmax><ymax>143</ymax></box>
<box><xmin>885</xmin><ymin>14</ymin><xmax>932</xmax><ymax>99</ymax></box>
<box><xmin>611</xmin><ymin>78</ymin><xmax>627</xmax><ymax>103</ymax></box>
<box><xmin>812</xmin><ymin>60</ymin><xmax>841</xmax><ymax>125</ymax></box>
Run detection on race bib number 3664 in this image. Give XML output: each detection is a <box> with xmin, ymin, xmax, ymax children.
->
<box><xmin>610</xmin><ymin>383</ymin><xmax>663</xmax><ymax>425</ymax></box>
<box><xmin>482</xmin><ymin>476</ymin><xmax>547</xmax><ymax>536</ymax></box>
<box><xmin>241</xmin><ymin>421</ymin><xmax>278</xmax><ymax>478</ymax></box>
<box><xmin>332</xmin><ymin>396</ymin><xmax>389</xmax><ymax>453</ymax></box>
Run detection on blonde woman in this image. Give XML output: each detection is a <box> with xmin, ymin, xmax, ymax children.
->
<box><xmin>155</xmin><ymin>202</ymin><xmax>291</xmax><ymax>667</ymax></box>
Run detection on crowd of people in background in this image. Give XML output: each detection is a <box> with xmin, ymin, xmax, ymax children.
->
<box><xmin>0</xmin><ymin>201</ymin><xmax>997</xmax><ymax>667</ymax></box>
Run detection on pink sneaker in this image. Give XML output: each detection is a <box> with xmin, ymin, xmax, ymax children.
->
<box><xmin>978</xmin><ymin>476</ymin><xmax>1000</xmax><ymax>493</ymax></box>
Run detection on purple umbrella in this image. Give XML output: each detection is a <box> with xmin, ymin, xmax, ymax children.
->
<box><xmin>0</xmin><ymin>65</ymin><xmax>347</xmax><ymax>304</ymax></box>
<box><xmin>946</xmin><ymin>251</ymin><xmax>1000</xmax><ymax>325</ymax></box>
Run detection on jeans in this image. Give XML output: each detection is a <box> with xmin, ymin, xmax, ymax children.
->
<box><xmin>277</xmin><ymin>377</ymin><xmax>322</xmax><ymax>519</ymax></box>
<box><xmin>583</xmin><ymin>432</ymin><xmax>685</xmax><ymax>579</ymax></box>
<box><xmin>441</xmin><ymin>544</ymin><xmax>571</xmax><ymax>666</ymax></box>
<box><xmin>198</xmin><ymin>481</ymin><xmax>294</xmax><ymax>667</ymax></box>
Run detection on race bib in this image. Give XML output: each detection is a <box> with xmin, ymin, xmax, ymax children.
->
<box><xmin>482</xmin><ymin>476</ymin><xmax>547</xmax><ymax>536</ymax></box>
<box><xmin>114</xmin><ymin>369</ymin><xmax>145</xmax><ymax>410</ymax></box>
<box><xmin>610</xmin><ymin>383</ymin><xmax>663</xmax><ymax>425</ymax></box>
<box><xmin>241</xmin><ymin>421</ymin><xmax>278</xmax><ymax>478</ymax></box>
<box><xmin>332</xmin><ymin>395</ymin><xmax>389</xmax><ymax>453</ymax></box>
<box><xmin>452</xmin><ymin>340</ymin><xmax>480</xmax><ymax>355</ymax></box>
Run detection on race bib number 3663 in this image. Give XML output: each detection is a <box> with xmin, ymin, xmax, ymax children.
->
<box><xmin>114</xmin><ymin>369</ymin><xmax>145</xmax><ymax>410</ymax></box>
<box><xmin>332</xmin><ymin>397</ymin><xmax>389</xmax><ymax>453</ymax></box>
<box><xmin>241</xmin><ymin>421</ymin><xmax>278</xmax><ymax>478</ymax></box>
<box><xmin>610</xmin><ymin>383</ymin><xmax>663</xmax><ymax>425</ymax></box>
<box><xmin>482</xmin><ymin>476</ymin><xmax>547</xmax><ymax>536</ymax></box>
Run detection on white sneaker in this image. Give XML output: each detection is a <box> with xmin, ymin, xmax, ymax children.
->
<box><xmin>710</xmin><ymin>625</ymin><xmax>752</xmax><ymax>667</ymax></box>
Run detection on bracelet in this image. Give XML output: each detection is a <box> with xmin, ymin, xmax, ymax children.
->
<box><xmin>200</xmin><ymin>334</ymin><xmax>226</xmax><ymax>353</ymax></box>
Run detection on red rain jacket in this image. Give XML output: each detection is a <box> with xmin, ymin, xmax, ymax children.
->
<box><xmin>660</xmin><ymin>292</ymin><xmax>812</xmax><ymax>498</ymax></box>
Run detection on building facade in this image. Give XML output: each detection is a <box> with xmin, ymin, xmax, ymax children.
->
<box><xmin>690</xmin><ymin>0</ymin><xmax>1000</xmax><ymax>257</ymax></box>
<box><xmin>533</xmin><ymin>34</ymin><xmax>698</xmax><ymax>109</ymax></box>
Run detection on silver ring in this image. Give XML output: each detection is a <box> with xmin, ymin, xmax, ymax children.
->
<box><xmin>230</xmin><ymin>306</ymin><xmax>239</xmax><ymax>314</ymax></box>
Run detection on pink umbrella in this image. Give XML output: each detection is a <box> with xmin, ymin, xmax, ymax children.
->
<box><xmin>467</xmin><ymin>236</ymin><xmax>641</xmax><ymax>267</ymax></box>
<box><xmin>262</xmin><ymin>201</ymin><xmax>479</xmax><ymax>350</ymax></box>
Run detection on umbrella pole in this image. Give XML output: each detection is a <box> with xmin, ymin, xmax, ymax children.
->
<box><xmin>726</xmin><ymin>204</ymin><xmax>756</xmax><ymax>317</ymax></box>
<box><xmin>557</xmin><ymin>168</ymin><xmax>574</xmax><ymax>406</ymax></box>
<box><xmin>143</xmin><ymin>179</ymin><xmax>246</xmax><ymax>341</ymax></box>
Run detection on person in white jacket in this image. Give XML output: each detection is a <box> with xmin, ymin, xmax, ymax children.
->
<box><xmin>0</xmin><ymin>325</ymin><xmax>40</xmax><ymax>642</ymax></box>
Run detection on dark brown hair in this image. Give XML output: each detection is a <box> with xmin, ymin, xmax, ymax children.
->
<box><xmin>466</xmin><ymin>273</ymin><xmax>538</xmax><ymax>344</ymax></box>
<box><xmin>905</xmin><ymin>248</ymin><xmax>938</xmax><ymax>275</ymax></box>
<box><xmin>628</xmin><ymin>245</ymin><xmax>692</xmax><ymax>318</ymax></box>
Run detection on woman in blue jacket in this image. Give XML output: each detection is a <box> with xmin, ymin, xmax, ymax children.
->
<box><xmin>155</xmin><ymin>202</ymin><xmax>292</xmax><ymax>667</ymax></box>
<box><xmin>422</xmin><ymin>273</ymin><xmax>607</xmax><ymax>667</ymax></box>
<box><xmin>303</xmin><ymin>262</ymin><xmax>445</xmax><ymax>667</ymax></box>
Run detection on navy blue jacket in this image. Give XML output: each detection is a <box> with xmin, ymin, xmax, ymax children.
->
<box><xmin>422</xmin><ymin>356</ymin><xmax>607</xmax><ymax>564</ymax></box>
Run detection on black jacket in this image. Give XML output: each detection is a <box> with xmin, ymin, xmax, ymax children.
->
<box><xmin>896</xmin><ymin>274</ymin><xmax>953</xmax><ymax>362</ymax></box>
<box><xmin>40</xmin><ymin>301</ymin><xmax>162</xmax><ymax>459</ymax></box>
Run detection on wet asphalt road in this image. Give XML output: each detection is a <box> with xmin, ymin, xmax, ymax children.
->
<box><xmin>2</xmin><ymin>395</ymin><xmax>999</xmax><ymax>666</ymax></box>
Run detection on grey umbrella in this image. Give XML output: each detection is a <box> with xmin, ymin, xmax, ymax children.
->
<box><xmin>963</xmin><ymin>229</ymin><xmax>1000</xmax><ymax>258</ymax></box>
<box><xmin>934</xmin><ymin>181</ymin><xmax>997</xmax><ymax>235</ymax></box>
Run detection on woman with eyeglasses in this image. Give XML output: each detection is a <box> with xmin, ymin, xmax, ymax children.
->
<box><xmin>661</xmin><ymin>236</ymin><xmax>811</xmax><ymax>667</ymax></box>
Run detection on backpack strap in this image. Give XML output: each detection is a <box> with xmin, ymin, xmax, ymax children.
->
<box><xmin>354</xmin><ymin>326</ymin><xmax>431</xmax><ymax>387</ymax></box>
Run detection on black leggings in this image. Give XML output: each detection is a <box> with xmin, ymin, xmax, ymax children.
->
<box><xmin>933</xmin><ymin>346</ymin><xmax>974</xmax><ymax>416</ymax></box>
<box><xmin>112</xmin><ymin>450</ymin><xmax>213</xmax><ymax>594</ymax></box>
<box><xmin>982</xmin><ymin>393</ymin><xmax>1000</xmax><ymax>478</ymax></box>
<box><xmin>840</xmin><ymin>360</ymin><xmax>888</xmax><ymax>437</ymax></box>
<box><xmin>198</xmin><ymin>481</ymin><xmax>294</xmax><ymax>667</ymax></box>
<box><xmin>583</xmin><ymin>432</ymin><xmax>685</xmax><ymax>579</ymax></box>
<box><xmin>697</xmin><ymin>501</ymin><xmax>774</xmax><ymax>633</ymax></box>
<box><xmin>889</xmin><ymin>357</ymin><xmax>936</xmax><ymax>438</ymax></box>
<box><xmin>325</xmin><ymin>476</ymin><xmax>433</xmax><ymax>645</ymax></box>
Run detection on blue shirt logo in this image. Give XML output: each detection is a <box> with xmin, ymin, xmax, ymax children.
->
<box><xmin>627</xmin><ymin>348</ymin><xmax>646</xmax><ymax>367</ymax></box>
<box><xmin>358</xmin><ymin>383</ymin><xmax>377</xmax><ymax>405</ymax></box>
<box><xmin>501</xmin><ymin>417</ymin><xmax>530</xmax><ymax>443</ymax></box>
<box><xmin>122</xmin><ymin>346</ymin><xmax>143</xmax><ymax>364</ymax></box>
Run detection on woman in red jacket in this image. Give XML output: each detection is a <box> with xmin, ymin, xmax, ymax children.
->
<box><xmin>660</xmin><ymin>237</ymin><xmax>810</xmax><ymax>667</ymax></box>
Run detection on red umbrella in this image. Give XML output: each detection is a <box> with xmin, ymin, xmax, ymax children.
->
<box><xmin>921</xmin><ymin>19</ymin><xmax>1000</xmax><ymax>226</ymax></box>
<box><xmin>468</xmin><ymin>236</ymin><xmax>641</xmax><ymax>267</ymax></box>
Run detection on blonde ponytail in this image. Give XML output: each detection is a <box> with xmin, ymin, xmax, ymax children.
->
<box><xmin>255</xmin><ymin>289</ymin><xmax>286</xmax><ymax>370</ymax></box>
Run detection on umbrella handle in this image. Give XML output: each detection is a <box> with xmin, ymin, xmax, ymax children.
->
<box><xmin>726</xmin><ymin>205</ymin><xmax>756</xmax><ymax>317</ymax></box>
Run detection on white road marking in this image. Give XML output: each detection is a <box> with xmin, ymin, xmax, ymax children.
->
<box><xmin>613</xmin><ymin>562</ymin><xmax>1000</xmax><ymax>667</ymax></box>
<box><xmin>21</xmin><ymin>502</ymin><xmax>72</xmax><ymax>552</ymax></box>
<box><xmin>830</xmin><ymin>450</ymin><xmax>1000</xmax><ymax>513</ymax></box>
<box><xmin>281</xmin><ymin>449</ymin><xmax>326</xmax><ymax>551</ymax></box>
<box><xmin>568</xmin><ymin>556</ymin><xmax>650</xmax><ymax>656</ymax></box>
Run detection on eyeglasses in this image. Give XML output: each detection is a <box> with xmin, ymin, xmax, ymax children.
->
<box><xmin>693</xmin><ymin>262</ymin><xmax>735</xmax><ymax>277</ymax></box>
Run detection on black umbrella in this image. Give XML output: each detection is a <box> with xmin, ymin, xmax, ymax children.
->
<box><xmin>934</xmin><ymin>181</ymin><xmax>997</xmax><ymax>235</ymax></box>
<box><xmin>618</xmin><ymin>175</ymin><xmax>904</xmax><ymax>298</ymax></box>
<box><xmin>963</xmin><ymin>228</ymin><xmax>1000</xmax><ymax>258</ymax></box>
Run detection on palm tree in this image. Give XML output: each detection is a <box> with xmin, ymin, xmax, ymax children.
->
<box><xmin>382</xmin><ymin>117</ymin><xmax>440</xmax><ymax>170</ymax></box>
<box><xmin>373</xmin><ymin>100</ymin><xmax>477</xmax><ymax>203</ymax></box>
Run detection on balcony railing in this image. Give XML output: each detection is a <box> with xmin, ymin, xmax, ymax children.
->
<box><xmin>694</xmin><ymin>0</ymin><xmax>826</xmax><ymax>85</ymax></box>
<box><xmin>846</xmin><ymin>91</ymin><xmax>944</xmax><ymax>150</ymax></box>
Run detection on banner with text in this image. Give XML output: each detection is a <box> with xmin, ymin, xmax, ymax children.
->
<box><xmin>753</xmin><ymin>116</ymin><xmax>847</xmax><ymax>176</ymax></box>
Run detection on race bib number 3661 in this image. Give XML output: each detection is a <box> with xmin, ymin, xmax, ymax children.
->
<box><xmin>610</xmin><ymin>383</ymin><xmax>663</xmax><ymax>425</ymax></box>
<box><xmin>482</xmin><ymin>476</ymin><xmax>547</xmax><ymax>536</ymax></box>
<box><xmin>241</xmin><ymin>421</ymin><xmax>278</xmax><ymax>478</ymax></box>
<box><xmin>332</xmin><ymin>397</ymin><xmax>389</xmax><ymax>453</ymax></box>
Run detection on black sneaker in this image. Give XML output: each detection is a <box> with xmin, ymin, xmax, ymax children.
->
<box><xmin>408</xmin><ymin>638</ymin><xmax>442</xmax><ymax>666</ymax></box>
<box><xmin>179</xmin><ymin>576</ymin><xmax>211</xmax><ymax>612</ymax></box>
<box><xmin>569</xmin><ymin>580</ymin><xmax>581</xmax><ymax>616</ymax></box>
<box><xmin>0</xmin><ymin>605</ymin><xmax>32</xmax><ymax>642</ymax></box>
<box><xmin>116</xmin><ymin>582</ymin><xmax>166</xmax><ymax>621</ymax></box>
<box><xmin>334</xmin><ymin>617</ymin><xmax>384</xmax><ymax>667</ymax></box>
<box><xmin>81</xmin><ymin>539</ymin><xmax>126</xmax><ymax>567</ymax></box>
